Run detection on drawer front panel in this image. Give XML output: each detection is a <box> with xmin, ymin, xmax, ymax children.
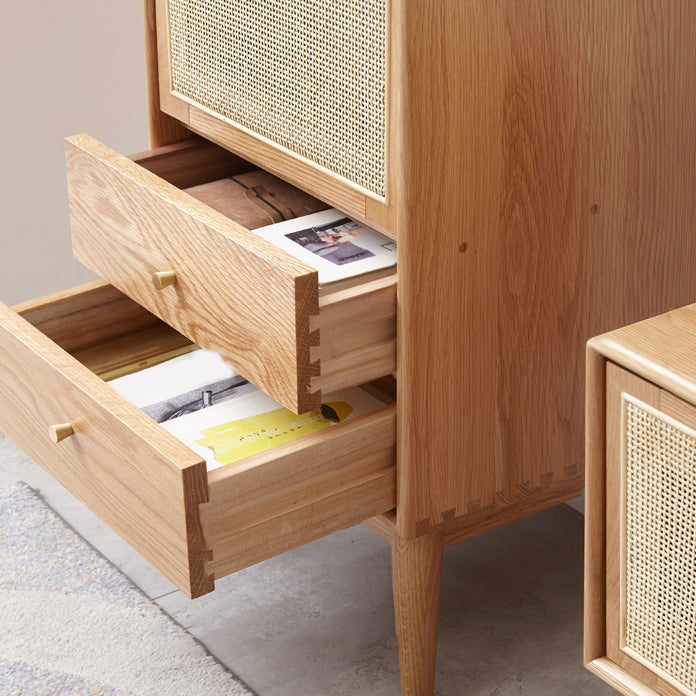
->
<box><xmin>65</xmin><ymin>133</ymin><xmax>320</xmax><ymax>414</ymax></box>
<box><xmin>0</xmin><ymin>297</ymin><xmax>212</xmax><ymax>598</ymax></box>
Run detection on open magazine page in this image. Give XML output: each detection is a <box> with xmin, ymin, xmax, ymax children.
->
<box><xmin>108</xmin><ymin>348</ymin><xmax>385</xmax><ymax>471</ymax></box>
<box><xmin>252</xmin><ymin>209</ymin><xmax>397</xmax><ymax>286</ymax></box>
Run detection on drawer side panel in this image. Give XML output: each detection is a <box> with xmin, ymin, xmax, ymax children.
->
<box><xmin>203</xmin><ymin>405</ymin><xmax>397</xmax><ymax>577</ymax></box>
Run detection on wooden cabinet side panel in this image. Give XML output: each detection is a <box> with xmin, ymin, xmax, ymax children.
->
<box><xmin>396</xmin><ymin>0</ymin><xmax>696</xmax><ymax>536</ymax></box>
<box><xmin>585</xmin><ymin>345</ymin><xmax>608</xmax><ymax>664</ymax></box>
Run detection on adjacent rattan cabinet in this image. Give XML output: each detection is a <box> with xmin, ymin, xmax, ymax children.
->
<box><xmin>2</xmin><ymin>1</ymin><xmax>696</xmax><ymax>694</ymax></box>
<box><xmin>586</xmin><ymin>305</ymin><xmax>696</xmax><ymax>696</ymax></box>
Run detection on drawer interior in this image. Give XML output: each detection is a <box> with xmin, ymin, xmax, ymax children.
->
<box><xmin>9</xmin><ymin>282</ymin><xmax>396</xmax><ymax>595</ymax></box>
<box><xmin>66</xmin><ymin>134</ymin><xmax>396</xmax><ymax>414</ymax></box>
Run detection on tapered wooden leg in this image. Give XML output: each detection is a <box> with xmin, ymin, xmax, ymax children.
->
<box><xmin>392</xmin><ymin>527</ymin><xmax>443</xmax><ymax>696</ymax></box>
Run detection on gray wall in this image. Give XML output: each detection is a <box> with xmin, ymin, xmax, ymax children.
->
<box><xmin>0</xmin><ymin>2</ymin><xmax>148</xmax><ymax>305</ymax></box>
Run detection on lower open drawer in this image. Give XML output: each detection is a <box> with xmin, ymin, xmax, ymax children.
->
<box><xmin>0</xmin><ymin>282</ymin><xmax>396</xmax><ymax>598</ymax></box>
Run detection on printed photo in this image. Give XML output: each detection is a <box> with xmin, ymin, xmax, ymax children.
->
<box><xmin>285</xmin><ymin>218</ymin><xmax>375</xmax><ymax>266</ymax></box>
<box><xmin>252</xmin><ymin>209</ymin><xmax>397</xmax><ymax>286</ymax></box>
<box><xmin>108</xmin><ymin>347</ymin><xmax>387</xmax><ymax>471</ymax></box>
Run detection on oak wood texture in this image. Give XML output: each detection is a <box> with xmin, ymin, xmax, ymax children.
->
<box><xmin>131</xmin><ymin>137</ymin><xmax>253</xmax><ymax>189</ymax></box>
<box><xmin>586</xmin><ymin>305</ymin><xmax>696</xmax><ymax>695</ymax></box>
<box><xmin>590</xmin><ymin>304</ymin><xmax>696</xmax><ymax>409</ymax></box>
<box><xmin>587</xmin><ymin>658</ymin><xmax>664</xmax><ymax>696</ymax></box>
<box><xmin>72</xmin><ymin>324</ymin><xmax>195</xmax><ymax>382</ymax></box>
<box><xmin>144</xmin><ymin>0</ymin><xmax>190</xmax><ymax>148</ymax></box>
<box><xmin>13</xmin><ymin>280</ymin><xmax>163</xmax><ymax>354</ymax></box>
<box><xmin>66</xmin><ymin>133</ymin><xmax>319</xmax><ymax>414</ymax></box>
<box><xmin>311</xmin><ymin>274</ymin><xmax>397</xmax><ymax>395</ymax></box>
<box><xmin>203</xmin><ymin>404</ymin><xmax>397</xmax><ymax>578</ymax></box>
<box><xmin>74</xmin><ymin>0</ymin><xmax>696</xmax><ymax>691</ymax></box>
<box><xmin>395</xmin><ymin>0</ymin><xmax>696</xmax><ymax>540</ymax></box>
<box><xmin>2</xmin><ymin>282</ymin><xmax>398</xmax><ymax>598</ymax></box>
<box><xmin>65</xmin><ymin>134</ymin><xmax>396</xmax><ymax>412</ymax></box>
<box><xmin>0</xmin><ymin>291</ymin><xmax>212</xmax><ymax>598</ymax></box>
<box><xmin>392</xmin><ymin>527</ymin><xmax>443</xmax><ymax>696</ymax></box>
<box><xmin>584</xmin><ymin>345</ymin><xmax>608</xmax><ymax>665</ymax></box>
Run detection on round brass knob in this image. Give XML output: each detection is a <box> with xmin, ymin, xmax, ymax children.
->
<box><xmin>152</xmin><ymin>271</ymin><xmax>177</xmax><ymax>290</ymax></box>
<box><xmin>48</xmin><ymin>423</ymin><xmax>74</xmax><ymax>443</ymax></box>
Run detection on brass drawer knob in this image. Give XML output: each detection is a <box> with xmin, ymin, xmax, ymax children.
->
<box><xmin>152</xmin><ymin>271</ymin><xmax>177</xmax><ymax>290</ymax></box>
<box><xmin>48</xmin><ymin>423</ymin><xmax>74</xmax><ymax>443</ymax></box>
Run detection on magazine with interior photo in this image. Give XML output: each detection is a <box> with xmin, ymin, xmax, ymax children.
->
<box><xmin>251</xmin><ymin>209</ymin><xmax>397</xmax><ymax>286</ymax></box>
<box><xmin>108</xmin><ymin>348</ymin><xmax>386</xmax><ymax>471</ymax></box>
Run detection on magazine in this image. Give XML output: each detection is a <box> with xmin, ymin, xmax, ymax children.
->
<box><xmin>108</xmin><ymin>348</ymin><xmax>385</xmax><ymax>471</ymax></box>
<box><xmin>252</xmin><ymin>209</ymin><xmax>397</xmax><ymax>286</ymax></box>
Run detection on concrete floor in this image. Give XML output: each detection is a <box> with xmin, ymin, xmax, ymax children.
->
<box><xmin>0</xmin><ymin>433</ymin><xmax>615</xmax><ymax>696</ymax></box>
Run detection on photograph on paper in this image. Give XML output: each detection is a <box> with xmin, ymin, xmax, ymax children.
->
<box><xmin>252</xmin><ymin>209</ymin><xmax>396</xmax><ymax>286</ymax></box>
<box><xmin>108</xmin><ymin>348</ymin><xmax>385</xmax><ymax>470</ymax></box>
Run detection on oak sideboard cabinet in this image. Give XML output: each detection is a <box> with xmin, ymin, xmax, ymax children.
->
<box><xmin>1</xmin><ymin>2</ymin><xmax>695</xmax><ymax>694</ymax></box>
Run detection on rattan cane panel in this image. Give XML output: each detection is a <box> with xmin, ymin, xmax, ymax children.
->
<box><xmin>168</xmin><ymin>0</ymin><xmax>386</xmax><ymax>197</ymax></box>
<box><xmin>624</xmin><ymin>398</ymin><xmax>696</xmax><ymax>694</ymax></box>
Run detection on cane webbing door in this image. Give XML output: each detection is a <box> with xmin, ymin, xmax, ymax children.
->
<box><xmin>157</xmin><ymin>0</ymin><xmax>387</xmax><ymax>203</ymax></box>
<box><xmin>606</xmin><ymin>363</ymin><xmax>696</xmax><ymax>696</ymax></box>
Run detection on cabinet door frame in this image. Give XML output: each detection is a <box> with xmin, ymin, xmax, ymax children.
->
<box><xmin>605</xmin><ymin>362</ymin><xmax>696</xmax><ymax>696</ymax></box>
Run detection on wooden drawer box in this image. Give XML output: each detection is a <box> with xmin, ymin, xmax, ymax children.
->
<box><xmin>65</xmin><ymin>134</ymin><xmax>397</xmax><ymax>414</ymax></box>
<box><xmin>0</xmin><ymin>282</ymin><xmax>396</xmax><ymax>598</ymax></box>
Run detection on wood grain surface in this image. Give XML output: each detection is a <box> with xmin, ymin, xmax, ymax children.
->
<box><xmin>144</xmin><ymin>0</ymin><xmax>190</xmax><ymax>148</ymax></box>
<box><xmin>590</xmin><ymin>304</ymin><xmax>696</xmax><ymax>409</ymax></box>
<box><xmin>311</xmin><ymin>274</ymin><xmax>397</xmax><ymax>394</ymax></box>
<box><xmin>584</xmin><ymin>344</ymin><xmax>608</xmax><ymax>665</ymax></box>
<box><xmin>66</xmin><ymin>134</ymin><xmax>397</xmax><ymax>411</ymax></box>
<box><xmin>203</xmin><ymin>405</ymin><xmax>397</xmax><ymax>578</ymax></box>
<box><xmin>396</xmin><ymin>0</ymin><xmax>696</xmax><ymax>538</ymax></box>
<box><xmin>66</xmin><ymin>133</ymin><xmax>321</xmax><ymax>414</ymax></box>
<box><xmin>0</xmin><ymin>294</ymin><xmax>212</xmax><ymax>598</ymax></box>
<box><xmin>13</xmin><ymin>281</ymin><xmax>160</xmax><ymax>354</ymax></box>
<box><xmin>586</xmin><ymin>658</ymin><xmax>664</xmax><ymax>696</ymax></box>
<box><xmin>131</xmin><ymin>137</ymin><xmax>252</xmax><ymax>189</ymax></box>
<box><xmin>392</xmin><ymin>527</ymin><xmax>443</xmax><ymax>696</ymax></box>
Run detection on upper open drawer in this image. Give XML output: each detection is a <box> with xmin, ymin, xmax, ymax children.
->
<box><xmin>65</xmin><ymin>134</ymin><xmax>396</xmax><ymax>414</ymax></box>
